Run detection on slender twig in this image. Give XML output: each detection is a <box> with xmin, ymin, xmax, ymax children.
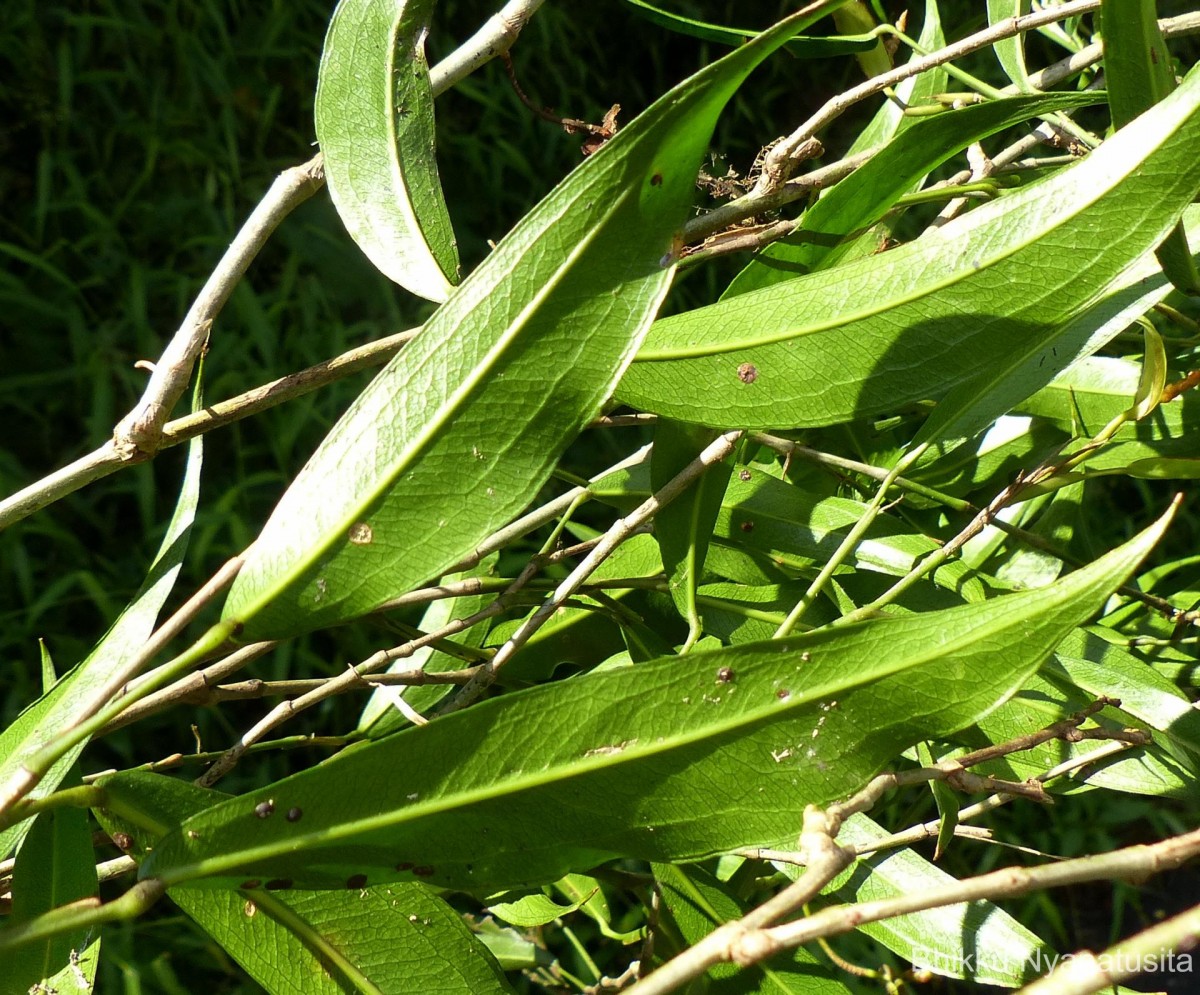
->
<box><xmin>0</xmin><ymin>1</ymin><xmax>548</xmax><ymax>530</ymax></box>
<box><xmin>111</xmin><ymin>157</ymin><xmax>326</xmax><ymax>459</ymax></box>
<box><xmin>1016</xmin><ymin>901</ymin><xmax>1200</xmax><ymax>995</ymax></box>
<box><xmin>752</xmin><ymin>433</ymin><xmax>1184</xmax><ymax>621</ymax></box>
<box><xmin>444</xmin><ymin>430</ymin><xmax>745</xmax><ymax>711</ymax></box>
<box><xmin>746</xmin><ymin>0</ymin><xmax>1102</xmax><ymax>199</ymax></box>
<box><xmin>428</xmin><ymin>0</ymin><xmax>547</xmax><ymax>94</ymax></box>
<box><xmin>629</xmin><ymin>811</ymin><xmax>1200</xmax><ymax>995</ymax></box>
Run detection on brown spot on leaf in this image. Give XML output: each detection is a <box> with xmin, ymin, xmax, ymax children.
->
<box><xmin>650</xmin><ymin>172</ymin><xmax>663</xmax><ymax>186</ymax></box>
<box><xmin>412</xmin><ymin>865</ymin><xmax>435</xmax><ymax>877</ymax></box>
<box><xmin>737</xmin><ymin>362</ymin><xmax>758</xmax><ymax>384</ymax></box>
<box><xmin>349</xmin><ymin>522</ymin><xmax>373</xmax><ymax>545</ymax></box>
<box><xmin>740</xmin><ymin>520</ymin><xmax>755</xmax><ymax>533</ymax></box>
<box><xmin>738</xmin><ymin>469</ymin><xmax>752</xmax><ymax>481</ymax></box>
<box><xmin>240</xmin><ymin>879</ymin><xmax>262</xmax><ymax>890</ymax></box>
<box><xmin>112</xmin><ymin>832</ymin><xmax>133</xmax><ymax>852</ymax></box>
<box><xmin>395</xmin><ymin>861</ymin><xmax>415</xmax><ymax>872</ymax></box>
<box><xmin>286</xmin><ymin>807</ymin><xmax>303</xmax><ymax>823</ymax></box>
<box><xmin>266</xmin><ymin>878</ymin><xmax>294</xmax><ymax>891</ymax></box>
<box><xmin>716</xmin><ymin>667</ymin><xmax>734</xmax><ymax>684</ymax></box>
<box><xmin>776</xmin><ymin>688</ymin><xmax>791</xmax><ymax>701</ymax></box>
<box><xmin>346</xmin><ymin>873</ymin><xmax>368</xmax><ymax>890</ymax></box>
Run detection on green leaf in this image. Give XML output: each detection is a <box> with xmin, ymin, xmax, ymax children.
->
<box><xmin>7</xmin><ymin>774</ymin><xmax>100</xmax><ymax>995</ymax></box>
<box><xmin>621</xmin><ymin>0</ymin><xmax>874</xmax><ymax>59</ymax></box>
<box><xmin>973</xmin><ymin>668</ymin><xmax>1196</xmax><ymax>799</ymax></box>
<box><xmin>602</xmin><ymin>460</ymin><xmax>987</xmax><ymax>601</ymax></box>
<box><xmin>912</xmin><ymin>206</ymin><xmax>1200</xmax><ymax>469</ymax></box>
<box><xmin>988</xmin><ymin>0</ymin><xmax>1034</xmax><ymax>92</ymax></box>
<box><xmin>655</xmin><ymin>863</ymin><xmax>851</xmax><ymax>992</ymax></box>
<box><xmin>316</xmin><ymin>0</ymin><xmax>460</xmax><ymax>301</ymax></box>
<box><xmin>726</xmin><ymin>93</ymin><xmax>1097</xmax><ymax>296</ymax></box>
<box><xmin>1102</xmin><ymin>0</ymin><xmax>1200</xmax><ymax>294</ymax></box>
<box><xmin>139</xmin><ymin>515</ymin><xmax>1167</xmax><ymax>893</ymax></box>
<box><xmin>1130</xmin><ymin>321</ymin><xmax>1168</xmax><ymax>421</ymax></box>
<box><xmin>617</xmin><ymin>66</ymin><xmax>1200</xmax><ymax>428</ymax></box>
<box><xmin>94</xmin><ymin>772</ymin><xmax>513</xmax><ymax>995</ymax></box>
<box><xmin>651</xmin><ymin>419</ymin><xmax>734</xmax><ymax>645</ymax></box>
<box><xmin>813</xmin><ymin>814</ymin><xmax>1053</xmax><ymax>987</ymax></box>
<box><xmin>0</xmin><ymin>386</ymin><xmax>203</xmax><ymax>860</ymax></box>
<box><xmin>487</xmin><ymin>891</ymin><xmax>590</xmax><ymax>928</ymax></box>
<box><xmin>225</xmin><ymin>6</ymin><xmax>843</xmax><ymax>642</ymax></box>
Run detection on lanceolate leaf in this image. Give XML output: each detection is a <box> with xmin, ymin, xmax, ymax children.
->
<box><xmin>224</xmin><ymin>5</ymin><xmax>846</xmax><ymax>642</ymax></box>
<box><xmin>139</xmin><ymin>515</ymin><xmax>1168</xmax><ymax>893</ymax></box>
<box><xmin>316</xmin><ymin>0</ymin><xmax>460</xmax><ymax>301</ymax></box>
<box><xmin>724</xmin><ymin>92</ymin><xmax>1099</xmax><ymax>296</ymax></box>
<box><xmin>988</xmin><ymin>0</ymin><xmax>1034</xmax><ymax>92</ymax></box>
<box><xmin>94</xmin><ymin>772</ymin><xmax>513</xmax><ymax>995</ymax></box>
<box><xmin>616</xmin><ymin>65</ymin><xmax>1200</xmax><ymax>428</ymax></box>
<box><xmin>0</xmin><ymin>385</ymin><xmax>204</xmax><ymax>859</ymax></box>
<box><xmin>7</xmin><ymin>775</ymin><xmax>100</xmax><ymax>995</ymax></box>
<box><xmin>651</xmin><ymin>419</ymin><xmax>733</xmax><ymax>641</ymax></box>
<box><xmin>815</xmin><ymin>814</ymin><xmax>1053</xmax><ymax>987</ymax></box>
<box><xmin>1102</xmin><ymin>0</ymin><xmax>1200</xmax><ymax>294</ymax></box>
<box><xmin>621</xmin><ymin>0</ymin><xmax>872</xmax><ymax>59</ymax></box>
<box><xmin>912</xmin><ymin>204</ymin><xmax>1200</xmax><ymax>467</ymax></box>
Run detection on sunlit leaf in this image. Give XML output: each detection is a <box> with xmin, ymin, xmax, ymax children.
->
<box><xmin>225</xmin><ymin>5</ymin><xmax>846</xmax><ymax>642</ymax></box>
<box><xmin>139</xmin><ymin>515</ymin><xmax>1167</xmax><ymax>893</ymax></box>
<box><xmin>316</xmin><ymin>0</ymin><xmax>460</xmax><ymax>301</ymax></box>
<box><xmin>617</xmin><ymin>67</ymin><xmax>1200</xmax><ymax>428</ymax></box>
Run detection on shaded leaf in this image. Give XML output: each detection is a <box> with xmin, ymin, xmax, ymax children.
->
<box><xmin>655</xmin><ymin>863</ymin><xmax>851</xmax><ymax>992</ymax></box>
<box><xmin>651</xmin><ymin>419</ymin><xmax>734</xmax><ymax>644</ymax></box>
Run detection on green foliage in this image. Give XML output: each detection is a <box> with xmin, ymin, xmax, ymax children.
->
<box><xmin>4</xmin><ymin>2</ymin><xmax>1200</xmax><ymax>994</ymax></box>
